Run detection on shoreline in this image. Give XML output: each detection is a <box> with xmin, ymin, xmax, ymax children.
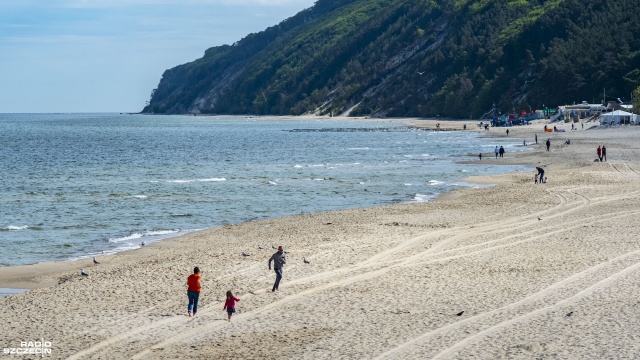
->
<box><xmin>4</xmin><ymin>119</ymin><xmax>640</xmax><ymax>358</ymax></box>
<box><xmin>0</xmin><ymin>118</ymin><xmax>531</xmax><ymax>287</ymax></box>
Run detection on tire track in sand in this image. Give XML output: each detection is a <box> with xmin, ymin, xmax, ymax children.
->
<box><xmin>373</xmin><ymin>247</ymin><xmax>640</xmax><ymax>359</ymax></box>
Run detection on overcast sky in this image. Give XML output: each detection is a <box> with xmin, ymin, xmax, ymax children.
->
<box><xmin>0</xmin><ymin>0</ymin><xmax>316</xmax><ymax>113</ymax></box>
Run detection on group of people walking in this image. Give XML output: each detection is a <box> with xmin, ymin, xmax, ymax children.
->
<box><xmin>597</xmin><ymin>145</ymin><xmax>607</xmax><ymax>161</ymax></box>
<box><xmin>185</xmin><ymin>246</ymin><xmax>287</xmax><ymax>321</ymax></box>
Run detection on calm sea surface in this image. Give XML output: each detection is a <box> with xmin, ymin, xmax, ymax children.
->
<box><xmin>0</xmin><ymin>113</ymin><xmax>528</xmax><ymax>266</ymax></box>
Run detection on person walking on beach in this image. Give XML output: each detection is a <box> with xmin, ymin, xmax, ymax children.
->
<box><xmin>597</xmin><ymin>146</ymin><xmax>602</xmax><ymax>161</ymax></box>
<box><xmin>506</xmin><ymin>129</ymin><xmax>509</xmax><ymax>136</ymax></box>
<box><xmin>268</xmin><ymin>246</ymin><xmax>286</xmax><ymax>292</ymax></box>
<box><xmin>536</xmin><ymin>167</ymin><xmax>545</xmax><ymax>183</ymax></box>
<box><xmin>186</xmin><ymin>266</ymin><xmax>201</xmax><ymax>317</ymax></box>
<box><xmin>546</xmin><ymin>139</ymin><xmax>551</xmax><ymax>151</ymax></box>
<box><xmin>479</xmin><ymin>153</ymin><xmax>482</xmax><ymax>160</ymax></box>
<box><xmin>223</xmin><ymin>290</ymin><xmax>240</xmax><ymax>322</ymax></box>
<box><xmin>499</xmin><ymin>146</ymin><xmax>505</xmax><ymax>158</ymax></box>
<box><xmin>494</xmin><ymin>146</ymin><xmax>499</xmax><ymax>159</ymax></box>
<box><xmin>602</xmin><ymin>145</ymin><xmax>607</xmax><ymax>161</ymax></box>
<box><xmin>535</xmin><ymin>134</ymin><xmax>538</xmax><ymax>144</ymax></box>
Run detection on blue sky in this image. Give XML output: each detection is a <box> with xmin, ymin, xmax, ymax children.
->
<box><xmin>0</xmin><ymin>0</ymin><xmax>316</xmax><ymax>113</ymax></box>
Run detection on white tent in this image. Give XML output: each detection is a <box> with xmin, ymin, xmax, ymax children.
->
<box><xmin>599</xmin><ymin>110</ymin><xmax>637</xmax><ymax>125</ymax></box>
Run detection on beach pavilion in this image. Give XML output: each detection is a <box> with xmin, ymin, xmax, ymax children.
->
<box><xmin>599</xmin><ymin>110</ymin><xmax>637</xmax><ymax>125</ymax></box>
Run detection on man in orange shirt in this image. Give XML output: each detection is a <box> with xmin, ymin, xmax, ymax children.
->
<box><xmin>186</xmin><ymin>267</ymin><xmax>201</xmax><ymax>317</ymax></box>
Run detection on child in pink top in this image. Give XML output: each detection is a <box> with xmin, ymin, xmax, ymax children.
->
<box><xmin>223</xmin><ymin>290</ymin><xmax>240</xmax><ymax>322</ymax></box>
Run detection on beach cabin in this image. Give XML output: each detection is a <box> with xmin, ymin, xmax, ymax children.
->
<box><xmin>556</xmin><ymin>102</ymin><xmax>605</xmax><ymax>122</ymax></box>
<box><xmin>599</xmin><ymin>110</ymin><xmax>637</xmax><ymax>125</ymax></box>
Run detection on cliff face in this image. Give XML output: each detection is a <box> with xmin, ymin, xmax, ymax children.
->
<box><xmin>143</xmin><ymin>0</ymin><xmax>640</xmax><ymax>118</ymax></box>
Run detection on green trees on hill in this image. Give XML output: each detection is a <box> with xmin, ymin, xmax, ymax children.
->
<box><xmin>143</xmin><ymin>0</ymin><xmax>640</xmax><ymax>118</ymax></box>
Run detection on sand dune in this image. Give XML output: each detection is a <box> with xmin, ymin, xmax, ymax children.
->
<box><xmin>2</xmin><ymin>121</ymin><xmax>640</xmax><ymax>359</ymax></box>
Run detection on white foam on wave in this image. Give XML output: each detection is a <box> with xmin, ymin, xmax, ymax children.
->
<box><xmin>293</xmin><ymin>164</ymin><xmax>303</xmax><ymax>168</ymax></box>
<box><xmin>429</xmin><ymin>180</ymin><xmax>445</xmax><ymax>186</ymax></box>
<box><xmin>133</xmin><ymin>195</ymin><xmax>147</xmax><ymax>199</ymax></box>
<box><xmin>346</xmin><ymin>147</ymin><xmax>370</xmax><ymax>150</ymax></box>
<box><xmin>108</xmin><ymin>229</ymin><xmax>185</xmax><ymax>244</ymax></box>
<box><xmin>2</xmin><ymin>225</ymin><xmax>29</xmax><ymax>231</ymax></box>
<box><xmin>268</xmin><ymin>181</ymin><xmax>278</xmax><ymax>185</ymax></box>
<box><xmin>449</xmin><ymin>181</ymin><xmax>495</xmax><ymax>189</ymax></box>
<box><xmin>168</xmin><ymin>178</ymin><xmax>226</xmax><ymax>183</ymax></box>
<box><xmin>70</xmin><ymin>229</ymin><xmax>202</xmax><ymax>262</ymax></box>
<box><xmin>109</xmin><ymin>233</ymin><xmax>143</xmax><ymax>243</ymax></box>
<box><xmin>413</xmin><ymin>193</ymin><xmax>436</xmax><ymax>202</ymax></box>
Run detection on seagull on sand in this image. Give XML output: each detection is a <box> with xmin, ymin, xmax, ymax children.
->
<box><xmin>565</xmin><ymin>311</ymin><xmax>573</xmax><ymax>317</ymax></box>
<box><xmin>242</xmin><ymin>251</ymin><xmax>251</xmax><ymax>257</ymax></box>
<box><xmin>538</xmin><ymin>217</ymin><xmax>542</xmax><ymax>221</ymax></box>
<box><xmin>303</xmin><ymin>257</ymin><xmax>310</xmax><ymax>264</ymax></box>
<box><xmin>455</xmin><ymin>311</ymin><xmax>464</xmax><ymax>316</ymax></box>
<box><xmin>93</xmin><ymin>256</ymin><xmax>100</xmax><ymax>265</ymax></box>
<box><xmin>140</xmin><ymin>241</ymin><xmax>146</xmax><ymax>247</ymax></box>
<box><xmin>272</xmin><ymin>245</ymin><xmax>277</xmax><ymax>250</ymax></box>
<box><xmin>81</xmin><ymin>268</ymin><xmax>89</xmax><ymax>277</ymax></box>
<box><xmin>257</xmin><ymin>245</ymin><xmax>264</xmax><ymax>249</ymax></box>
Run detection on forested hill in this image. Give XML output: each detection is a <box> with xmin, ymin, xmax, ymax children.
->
<box><xmin>142</xmin><ymin>0</ymin><xmax>640</xmax><ymax>118</ymax></box>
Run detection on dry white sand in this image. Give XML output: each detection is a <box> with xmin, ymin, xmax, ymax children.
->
<box><xmin>2</xmin><ymin>119</ymin><xmax>640</xmax><ymax>359</ymax></box>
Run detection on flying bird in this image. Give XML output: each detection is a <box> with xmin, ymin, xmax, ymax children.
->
<box><xmin>93</xmin><ymin>256</ymin><xmax>100</xmax><ymax>265</ymax></box>
<box><xmin>242</xmin><ymin>252</ymin><xmax>251</xmax><ymax>257</ymax></box>
<box><xmin>455</xmin><ymin>311</ymin><xmax>464</xmax><ymax>316</ymax></box>
<box><xmin>303</xmin><ymin>257</ymin><xmax>310</xmax><ymax>264</ymax></box>
<box><xmin>417</xmin><ymin>71</ymin><xmax>425</xmax><ymax>75</ymax></box>
<box><xmin>81</xmin><ymin>268</ymin><xmax>89</xmax><ymax>277</ymax></box>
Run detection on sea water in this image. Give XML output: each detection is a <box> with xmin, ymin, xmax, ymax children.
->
<box><xmin>0</xmin><ymin>113</ymin><xmax>528</xmax><ymax>266</ymax></box>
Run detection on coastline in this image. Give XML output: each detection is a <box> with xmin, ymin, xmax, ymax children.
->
<box><xmin>3</xmin><ymin>119</ymin><xmax>640</xmax><ymax>359</ymax></box>
<box><xmin>0</xmin><ymin>117</ymin><xmax>518</xmax><ymax>289</ymax></box>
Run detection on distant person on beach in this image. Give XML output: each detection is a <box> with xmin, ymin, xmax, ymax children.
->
<box><xmin>479</xmin><ymin>153</ymin><xmax>482</xmax><ymax>160</ymax></box>
<box><xmin>223</xmin><ymin>290</ymin><xmax>240</xmax><ymax>322</ymax></box>
<box><xmin>536</xmin><ymin>167</ymin><xmax>545</xmax><ymax>183</ymax></box>
<box><xmin>494</xmin><ymin>146</ymin><xmax>499</xmax><ymax>159</ymax></box>
<box><xmin>535</xmin><ymin>134</ymin><xmax>538</xmax><ymax>144</ymax></box>
<box><xmin>268</xmin><ymin>246</ymin><xmax>286</xmax><ymax>292</ymax></box>
<box><xmin>602</xmin><ymin>145</ymin><xmax>607</xmax><ymax>161</ymax></box>
<box><xmin>597</xmin><ymin>146</ymin><xmax>602</xmax><ymax>161</ymax></box>
<box><xmin>506</xmin><ymin>129</ymin><xmax>509</xmax><ymax>136</ymax></box>
<box><xmin>499</xmin><ymin>146</ymin><xmax>505</xmax><ymax>158</ymax></box>
<box><xmin>186</xmin><ymin>266</ymin><xmax>201</xmax><ymax>317</ymax></box>
<box><xmin>546</xmin><ymin>139</ymin><xmax>551</xmax><ymax>151</ymax></box>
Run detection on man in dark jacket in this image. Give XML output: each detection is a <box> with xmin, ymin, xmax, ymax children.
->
<box><xmin>268</xmin><ymin>246</ymin><xmax>286</xmax><ymax>292</ymax></box>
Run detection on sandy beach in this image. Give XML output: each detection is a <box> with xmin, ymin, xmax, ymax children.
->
<box><xmin>2</xmin><ymin>119</ymin><xmax>640</xmax><ymax>359</ymax></box>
